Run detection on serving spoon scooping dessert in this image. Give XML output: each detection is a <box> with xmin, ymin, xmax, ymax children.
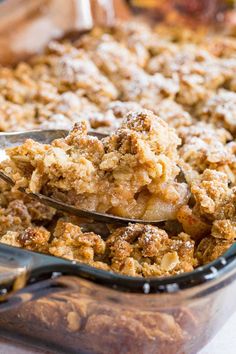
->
<box><xmin>0</xmin><ymin>129</ymin><xmax>169</xmax><ymax>226</ymax></box>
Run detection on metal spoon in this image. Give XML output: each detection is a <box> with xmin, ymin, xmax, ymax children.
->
<box><xmin>0</xmin><ymin>129</ymin><xmax>107</xmax><ymax>147</ymax></box>
<box><xmin>0</xmin><ymin>129</ymin><xmax>167</xmax><ymax>226</ymax></box>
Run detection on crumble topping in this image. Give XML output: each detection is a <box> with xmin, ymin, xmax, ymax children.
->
<box><xmin>196</xmin><ymin>236</ymin><xmax>232</xmax><ymax>265</ymax></box>
<box><xmin>147</xmin><ymin>46</ymin><xmax>231</xmax><ymax>106</ymax></box>
<box><xmin>196</xmin><ymin>89</ymin><xmax>236</xmax><ymax>135</ymax></box>
<box><xmin>0</xmin><ymin>20</ymin><xmax>235</xmax><ymax>278</ymax></box>
<box><xmin>191</xmin><ymin>169</ymin><xmax>236</xmax><ymax>221</ymax></box>
<box><xmin>106</xmin><ymin>223</ymin><xmax>196</xmax><ymax>277</ymax></box>
<box><xmin>49</xmin><ymin>220</ymin><xmax>107</xmax><ymax>268</ymax></box>
<box><xmin>179</xmin><ymin>123</ymin><xmax>236</xmax><ymax>184</ymax></box>
<box><xmin>3</xmin><ymin>110</ymin><xmax>189</xmax><ymax>222</ymax></box>
<box><xmin>0</xmin><ymin>200</ymin><xmax>32</xmax><ymax>237</ymax></box>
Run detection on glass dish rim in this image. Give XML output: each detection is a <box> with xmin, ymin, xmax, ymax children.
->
<box><xmin>51</xmin><ymin>242</ymin><xmax>236</xmax><ymax>294</ymax></box>
<box><xmin>1</xmin><ymin>242</ymin><xmax>236</xmax><ymax>296</ymax></box>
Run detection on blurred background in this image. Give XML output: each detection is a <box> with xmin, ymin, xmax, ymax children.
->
<box><xmin>0</xmin><ymin>0</ymin><xmax>235</xmax><ymax>65</ymax></box>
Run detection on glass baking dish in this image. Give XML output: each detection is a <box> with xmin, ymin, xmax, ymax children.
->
<box><xmin>0</xmin><ymin>0</ymin><xmax>235</xmax><ymax>353</ymax></box>
<box><xmin>0</xmin><ymin>242</ymin><xmax>235</xmax><ymax>354</ymax></box>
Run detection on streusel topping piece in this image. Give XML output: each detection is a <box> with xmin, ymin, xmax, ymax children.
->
<box><xmin>3</xmin><ymin>110</ymin><xmax>188</xmax><ymax>221</ymax></box>
<box><xmin>106</xmin><ymin>223</ymin><xmax>196</xmax><ymax>277</ymax></box>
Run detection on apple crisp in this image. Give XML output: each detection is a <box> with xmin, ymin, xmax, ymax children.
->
<box><xmin>0</xmin><ymin>20</ymin><xmax>235</xmax><ymax>278</ymax></box>
<box><xmin>2</xmin><ymin>110</ymin><xmax>189</xmax><ymax>222</ymax></box>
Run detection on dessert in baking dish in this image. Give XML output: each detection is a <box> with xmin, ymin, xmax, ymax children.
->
<box><xmin>0</xmin><ymin>20</ymin><xmax>236</xmax><ymax>277</ymax></box>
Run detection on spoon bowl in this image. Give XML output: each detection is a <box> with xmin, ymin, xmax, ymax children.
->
<box><xmin>0</xmin><ymin>129</ymin><xmax>167</xmax><ymax>226</ymax></box>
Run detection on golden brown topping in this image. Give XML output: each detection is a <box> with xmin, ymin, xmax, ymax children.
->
<box><xmin>1</xmin><ymin>226</ymin><xmax>50</xmax><ymax>253</ymax></box>
<box><xmin>197</xmin><ymin>89</ymin><xmax>236</xmax><ymax>135</ymax></box>
<box><xmin>18</xmin><ymin>227</ymin><xmax>50</xmax><ymax>253</ymax></box>
<box><xmin>0</xmin><ymin>20</ymin><xmax>236</xmax><ymax>277</ymax></box>
<box><xmin>154</xmin><ymin>99</ymin><xmax>192</xmax><ymax>131</ymax></box>
<box><xmin>196</xmin><ymin>236</ymin><xmax>233</xmax><ymax>265</ymax></box>
<box><xmin>3</xmin><ymin>110</ymin><xmax>188</xmax><ymax>221</ymax></box>
<box><xmin>191</xmin><ymin>169</ymin><xmax>236</xmax><ymax>221</ymax></box>
<box><xmin>177</xmin><ymin>205</ymin><xmax>211</xmax><ymax>240</ymax></box>
<box><xmin>49</xmin><ymin>220</ymin><xmax>106</xmax><ymax>265</ymax></box>
<box><xmin>1</xmin><ymin>231</ymin><xmax>21</xmax><ymax>248</ymax></box>
<box><xmin>179</xmin><ymin>124</ymin><xmax>236</xmax><ymax>184</ymax></box>
<box><xmin>147</xmin><ymin>45</ymin><xmax>230</xmax><ymax>106</ymax></box>
<box><xmin>106</xmin><ymin>223</ymin><xmax>196</xmax><ymax>277</ymax></box>
<box><xmin>211</xmin><ymin>220</ymin><xmax>236</xmax><ymax>241</ymax></box>
<box><xmin>0</xmin><ymin>200</ymin><xmax>31</xmax><ymax>236</ymax></box>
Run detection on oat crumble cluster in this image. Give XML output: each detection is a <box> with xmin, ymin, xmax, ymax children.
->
<box><xmin>0</xmin><ymin>21</ymin><xmax>236</xmax><ymax>277</ymax></box>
